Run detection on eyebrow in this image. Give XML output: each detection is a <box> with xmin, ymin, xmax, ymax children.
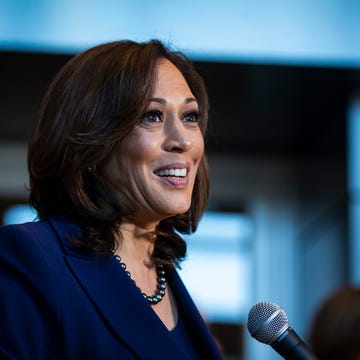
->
<box><xmin>150</xmin><ymin>97</ymin><xmax>198</xmax><ymax>105</ymax></box>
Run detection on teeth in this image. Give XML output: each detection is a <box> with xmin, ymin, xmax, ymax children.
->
<box><xmin>156</xmin><ymin>168</ymin><xmax>187</xmax><ymax>177</ymax></box>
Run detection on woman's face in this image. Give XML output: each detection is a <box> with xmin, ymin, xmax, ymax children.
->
<box><xmin>103</xmin><ymin>58</ymin><xmax>204</xmax><ymax>225</ymax></box>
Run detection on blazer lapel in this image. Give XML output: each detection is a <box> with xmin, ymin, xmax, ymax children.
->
<box><xmin>48</xmin><ymin>216</ymin><xmax>191</xmax><ymax>360</ymax></box>
<box><xmin>169</xmin><ymin>269</ymin><xmax>223</xmax><ymax>359</ymax></box>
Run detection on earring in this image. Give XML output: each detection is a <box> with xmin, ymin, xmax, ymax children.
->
<box><xmin>87</xmin><ymin>166</ymin><xmax>94</xmax><ymax>173</ymax></box>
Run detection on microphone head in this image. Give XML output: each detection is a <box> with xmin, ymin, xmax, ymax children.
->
<box><xmin>247</xmin><ymin>301</ymin><xmax>289</xmax><ymax>344</ymax></box>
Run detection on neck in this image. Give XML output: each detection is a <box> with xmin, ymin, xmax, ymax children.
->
<box><xmin>115</xmin><ymin>221</ymin><xmax>158</xmax><ymax>267</ymax></box>
<box><xmin>114</xmin><ymin>221</ymin><xmax>163</xmax><ymax>301</ymax></box>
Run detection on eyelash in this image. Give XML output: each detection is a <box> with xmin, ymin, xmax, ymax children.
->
<box><xmin>184</xmin><ymin>111</ymin><xmax>201</xmax><ymax>123</ymax></box>
<box><xmin>141</xmin><ymin>109</ymin><xmax>201</xmax><ymax>123</ymax></box>
<box><xmin>142</xmin><ymin>110</ymin><xmax>163</xmax><ymax>123</ymax></box>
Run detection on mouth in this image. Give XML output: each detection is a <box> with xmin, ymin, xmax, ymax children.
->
<box><xmin>154</xmin><ymin>168</ymin><xmax>187</xmax><ymax>177</ymax></box>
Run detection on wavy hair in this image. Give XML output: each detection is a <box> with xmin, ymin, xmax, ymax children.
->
<box><xmin>28</xmin><ymin>39</ymin><xmax>210</xmax><ymax>267</ymax></box>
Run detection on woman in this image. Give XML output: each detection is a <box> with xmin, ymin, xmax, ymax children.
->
<box><xmin>0</xmin><ymin>40</ymin><xmax>222</xmax><ymax>359</ymax></box>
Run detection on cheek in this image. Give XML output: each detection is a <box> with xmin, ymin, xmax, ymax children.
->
<box><xmin>193</xmin><ymin>132</ymin><xmax>205</xmax><ymax>160</ymax></box>
<box><xmin>120</xmin><ymin>134</ymin><xmax>158</xmax><ymax>163</ymax></box>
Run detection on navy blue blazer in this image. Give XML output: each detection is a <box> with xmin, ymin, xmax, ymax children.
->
<box><xmin>0</xmin><ymin>216</ymin><xmax>222</xmax><ymax>359</ymax></box>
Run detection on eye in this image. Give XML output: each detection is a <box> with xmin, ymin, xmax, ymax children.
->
<box><xmin>183</xmin><ymin>111</ymin><xmax>200</xmax><ymax>123</ymax></box>
<box><xmin>141</xmin><ymin>110</ymin><xmax>163</xmax><ymax>123</ymax></box>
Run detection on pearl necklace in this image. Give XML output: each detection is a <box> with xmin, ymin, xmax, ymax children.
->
<box><xmin>114</xmin><ymin>255</ymin><xmax>166</xmax><ymax>305</ymax></box>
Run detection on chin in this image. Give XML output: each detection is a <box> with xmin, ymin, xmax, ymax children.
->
<box><xmin>173</xmin><ymin>205</ymin><xmax>191</xmax><ymax>217</ymax></box>
<box><xmin>161</xmin><ymin>204</ymin><xmax>191</xmax><ymax>218</ymax></box>
<box><xmin>155</xmin><ymin>194</ymin><xmax>192</xmax><ymax>218</ymax></box>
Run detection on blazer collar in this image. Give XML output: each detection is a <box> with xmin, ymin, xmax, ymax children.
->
<box><xmin>47</xmin><ymin>216</ymin><xmax>196</xmax><ymax>359</ymax></box>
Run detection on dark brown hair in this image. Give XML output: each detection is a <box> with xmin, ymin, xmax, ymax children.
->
<box><xmin>28</xmin><ymin>39</ymin><xmax>210</xmax><ymax>266</ymax></box>
<box><xmin>309</xmin><ymin>286</ymin><xmax>360</xmax><ymax>359</ymax></box>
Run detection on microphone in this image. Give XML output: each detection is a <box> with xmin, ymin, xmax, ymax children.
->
<box><xmin>247</xmin><ymin>301</ymin><xmax>318</xmax><ymax>360</ymax></box>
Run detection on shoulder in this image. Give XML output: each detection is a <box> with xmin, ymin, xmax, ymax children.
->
<box><xmin>0</xmin><ymin>219</ymin><xmax>70</xmax><ymax>275</ymax></box>
<box><xmin>0</xmin><ymin>221</ymin><xmax>64</xmax><ymax>357</ymax></box>
<box><xmin>0</xmin><ymin>215</ymin><xmax>82</xmax><ymax>251</ymax></box>
<box><xmin>0</xmin><ymin>216</ymin><xmax>87</xmax><ymax>274</ymax></box>
<box><xmin>0</xmin><ymin>219</ymin><xmax>68</xmax><ymax>316</ymax></box>
<box><xmin>0</xmin><ymin>219</ymin><xmax>53</xmax><ymax>239</ymax></box>
<box><xmin>0</xmin><ymin>220</ymin><xmax>58</xmax><ymax>254</ymax></box>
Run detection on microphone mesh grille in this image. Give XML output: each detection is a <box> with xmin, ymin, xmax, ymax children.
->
<box><xmin>247</xmin><ymin>301</ymin><xmax>289</xmax><ymax>344</ymax></box>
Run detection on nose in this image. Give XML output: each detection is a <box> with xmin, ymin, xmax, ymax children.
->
<box><xmin>163</xmin><ymin>118</ymin><xmax>192</xmax><ymax>153</ymax></box>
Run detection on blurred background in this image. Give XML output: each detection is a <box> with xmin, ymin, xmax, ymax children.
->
<box><xmin>1</xmin><ymin>0</ymin><xmax>360</xmax><ymax>359</ymax></box>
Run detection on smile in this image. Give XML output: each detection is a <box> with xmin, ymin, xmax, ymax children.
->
<box><xmin>155</xmin><ymin>168</ymin><xmax>187</xmax><ymax>177</ymax></box>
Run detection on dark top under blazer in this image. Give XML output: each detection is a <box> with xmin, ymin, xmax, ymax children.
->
<box><xmin>0</xmin><ymin>216</ymin><xmax>222</xmax><ymax>360</ymax></box>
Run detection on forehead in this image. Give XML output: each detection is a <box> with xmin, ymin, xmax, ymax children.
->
<box><xmin>155</xmin><ymin>58</ymin><xmax>180</xmax><ymax>73</ymax></box>
<box><xmin>153</xmin><ymin>58</ymin><xmax>193</xmax><ymax>95</ymax></box>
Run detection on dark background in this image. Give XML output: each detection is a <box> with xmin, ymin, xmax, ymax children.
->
<box><xmin>2</xmin><ymin>50</ymin><xmax>359</xmax><ymax>159</ymax></box>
